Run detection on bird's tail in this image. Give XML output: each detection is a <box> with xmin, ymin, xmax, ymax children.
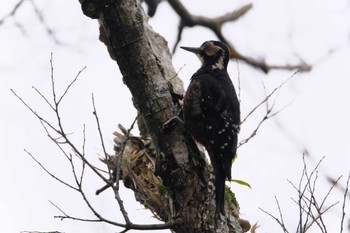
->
<box><xmin>213</xmin><ymin>162</ymin><xmax>226</xmax><ymax>216</ymax></box>
<box><xmin>208</xmin><ymin>148</ymin><xmax>232</xmax><ymax>217</ymax></box>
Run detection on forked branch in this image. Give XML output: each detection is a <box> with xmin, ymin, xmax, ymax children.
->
<box><xmin>13</xmin><ymin>56</ymin><xmax>175</xmax><ymax>232</ymax></box>
<box><xmin>260</xmin><ymin>155</ymin><xmax>349</xmax><ymax>232</ymax></box>
<box><xmin>166</xmin><ymin>0</ymin><xmax>311</xmax><ymax>73</ymax></box>
<box><xmin>238</xmin><ymin>71</ymin><xmax>297</xmax><ymax>148</ymax></box>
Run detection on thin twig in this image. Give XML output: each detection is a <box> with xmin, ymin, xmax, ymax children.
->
<box><xmin>0</xmin><ymin>0</ymin><xmax>27</xmax><ymax>25</ymax></box>
<box><xmin>274</xmin><ymin>196</ymin><xmax>288</xmax><ymax>233</ymax></box>
<box><xmin>263</xmin><ymin>156</ymin><xmax>343</xmax><ymax>233</ymax></box>
<box><xmin>47</xmin><ymin>59</ymin><xmax>109</xmax><ymax>184</ymax></box>
<box><xmin>172</xmin><ymin>20</ymin><xmax>185</xmax><ymax>54</ymax></box>
<box><xmin>29</xmin><ymin>0</ymin><xmax>61</xmax><ymax>44</ymax></box>
<box><xmin>241</xmin><ymin>71</ymin><xmax>297</xmax><ymax>124</ymax></box>
<box><xmin>305</xmin><ymin>175</ymin><xmax>343</xmax><ymax>232</ymax></box>
<box><xmin>92</xmin><ymin>94</ymin><xmax>108</xmax><ymax>159</ymax></box>
<box><xmin>58</xmin><ymin>66</ymin><xmax>86</xmax><ymax>105</ymax></box>
<box><xmin>21</xmin><ymin>231</ymin><xmax>63</xmax><ymax>233</ymax></box>
<box><xmin>38</xmin><ymin>124</ymin><xmax>67</xmax><ymax>162</ymax></box>
<box><xmin>303</xmin><ymin>170</ymin><xmax>318</xmax><ymax>231</ymax></box>
<box><xmin>297</xmin><ymin>158</ymin><xmax>306</xmax><ymax>232</ymax></box>
<box><xmin>320</xmin><ymin>176</ymin><xmax>342</xmax><ymax>211</ymax></box>
<box><xmin>14</xmin><ymin>55</ymin><xmax>176</xmax><ymax>232</ymax></box>
<box><xmin>259</xmin><ymin>207</ymin><xmax>289</xmax><ymax>233</ymax></box>
<box><xmin>11</xmin><ymin>89</ymin><xmax>60</xmax><ymax>135</ymax></box>
<box><xmin>238</xmin><ymin>101</ymin><xmax>290</xmax><ymax>147</ymax></box>
<box><xmin>24</xmin><ymin>149</ymin><xmax>78</xmax><ymax>191</ymax></box>
<box><xmin>305</xmin><ymin>201</ymin><xmax>340</xmax><ymax>232</ymax></box>
<box><xmin>51</xmin><ymin>199</ymin><xmax>175</xmax><ymax>231</ymax></box>
<box><xmin>80</xmin><ymin>124</ymin><xmax>87</xmax><ymax>185</ymax></box>
<box><xmin>32</xmin><ymin>85</ymin><xmax>55</xmax><ymax>111</ymax></box>
<box><xmin>340</xmin><ymin>172</ymin><xmax>350</xmax><ymax>233</ymax></box>
<box><xmin>237</xmin><ymin>72</ymin><xmax>297</xmax><ymax>148</ymax></box>
<box><xmin>50</xmin><ymin>200</ymin><xmax>103</xmax><ymax>223</ymax></box>
<box><xmin>168</xmin><ymin>0</ymin><xmax>311</xmax><ymax>72</ymax></box>
<box><xmin>50</xmin><ymin>53</ymin><xmax>58</xmax><ymax>106</ymax></box>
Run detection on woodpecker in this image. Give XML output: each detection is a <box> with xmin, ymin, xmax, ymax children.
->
<box><xmin>181</xmin><ymin>41</ymin><xmax>240</xmax><ymax>216</ymax></box>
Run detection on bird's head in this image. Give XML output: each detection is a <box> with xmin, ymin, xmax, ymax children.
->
<box><xmin>181</xmin><ymin>40</ymin><xmax>230</xmax><ymax>70</ymax></box>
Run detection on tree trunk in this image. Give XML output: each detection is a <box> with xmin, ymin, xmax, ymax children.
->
<box><xmin>80</xmin><ymin>0</ymin><xmax>244</xmax><ymax>232</ymax></box>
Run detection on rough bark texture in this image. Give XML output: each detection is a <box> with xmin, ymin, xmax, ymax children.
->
<box><xmin>80</xmin><ymin>0</ymin><xmax>244</xmax><ymax>232</ymax></box>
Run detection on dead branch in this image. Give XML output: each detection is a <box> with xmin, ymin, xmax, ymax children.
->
<box><xmin>0</xmin><ymin>0</ymin><xmax>61</xmax><ymax>43</ymax></box>
<box><xmin>142</xmin><ymin>0</ymin><xmax>162</xmax><ymax>17</ymax></box>
<box><xmin>29</xmin><ymin>0</ymin><xmax>61</xmax><ymax>44</ymax></box>
<box><xmin>259</xmin><ymin>197</ymin><xmax>289</xmax><ymax>233</ymax></box>
<box><xmin>261</xmin><ymin>155</ymin><xmax>345</xmax><ymax>233</ymax></box>
<box><xmin>91</xmin><ymin>94</ymin><xmax>108</xmax><ymax>160</ymax></box>
<box><xmin>14</xmin><ymin>56</ymin><xmax>175</xmax><ymax>232</ymax></box>
<box><xmin>21</xmin><ymin>231</ymin><xmax>64</xmax><ymax>233</ymax></box>
<box><xmin>167</xmin><ymin>0</ymin><xmax>311</xmax><ymax>73</ymax></box>
<box><xmin>340</xmin><ymin>172</ymin><xmax>350</xmax><ymax>232</ymax></box>
<box><xmin>0</xmin><ymin>0</ymin><xmax>27</xmax><ymax>25</ymax></box>
<box><xmin>238</xmin><ymin>71</ymin><xmax>297</xmax><ymax>148</ymax></box>
<box><xmin>24</xmin><ymin>149</ymin><xmax>78</xmax><ymax>191</ymax></box>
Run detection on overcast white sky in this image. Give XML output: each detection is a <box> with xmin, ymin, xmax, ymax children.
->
<box><xmin>1</xmin><ymin>0</ymin><xmax>350</xmax><ymax>232</ymax></box>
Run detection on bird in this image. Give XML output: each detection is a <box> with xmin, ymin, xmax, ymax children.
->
<box><xmin>181</xmin><ymin>40</ymin><xmax>240</xmax><ymax>216</ymax></box>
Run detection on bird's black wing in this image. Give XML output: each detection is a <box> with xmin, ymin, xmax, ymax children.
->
<box><xmin>197</xmin><ymin>70</ymin><xmax>240</xmax><ymax>179</ymax></box>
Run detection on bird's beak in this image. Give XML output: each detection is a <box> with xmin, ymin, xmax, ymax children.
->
<box><xmin>180</xmin><ymin>46</ymin><xmax>201</xmax><ymax>54</ymax></box>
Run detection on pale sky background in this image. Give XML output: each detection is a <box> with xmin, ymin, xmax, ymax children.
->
<box><xmin>1</xmin><ymin>0</ymin><xmax>350</xmax><ymax>232</ymax></box>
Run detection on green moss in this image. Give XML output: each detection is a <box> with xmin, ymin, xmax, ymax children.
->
<box><xmin>225</xmin><ymin>187</ymin><xmax>239</xmax><ymax>210</ymax></box>
<box><xmin>158</xmin><ymin>179</ymin><xmax>168</xmax><ymax>196</ymax></box>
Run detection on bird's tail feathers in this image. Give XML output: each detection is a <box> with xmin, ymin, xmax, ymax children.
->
<box><xmin>213</xmin><ymin>163</ymin><xmax>226</xmax><ymax>216</ymax></box>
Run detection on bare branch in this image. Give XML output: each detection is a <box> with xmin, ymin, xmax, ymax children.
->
<box><xmin>79</xmin><ymin>124</ymin><xmax>87</xmax><ymax>185</ymax></box>
<box><xmin>340</xmin><ymin>172</ymin><xmax>350</xmax><ymax>233</ymax></box>
<box><xmin>50</xmin><ymin>200</ymin><xmax>104</xmax><ymax>223</ymax></box>
<box><xmin>11</xmin><ymin>89</ymin><xmax>61</xmax><ymax>135</ymax></box>
<box><xmin>238</xmin><ymin>114</ymin><xmax>267</xmax><ymax>147</ymax></box>
<box><xmin>259</xmin><ymin>207</ymin><xmax>289</xmax><ymax>233</ymax></box>
<box><xmin>305</xmin><ymin>201</ymin><xmax>340</xmax><ymax>232</ymax></box>
<box><xmin>51</xmin><ymin>199</ymin><xmax>175</xmax><ymax>232</ymax></box>
<box><xmin>32</xmin><ymin>86</ymin><xmax>55</xmax><ymax>111</ymax></box>
<box><xmin>20</xmin><ymin>64</ymin><xmax>175</xmax><ymax>231</ymax></box>
<box><xmin>167</xmin><ymin>0</ymin><xmax>252</xmax><ymax>28</ymax></box>
<box><xmin>25</xmin><ymin>72</ymin><xmax>175</xmax><ymax>231</ymax></box>
<box><xmin>172</xmin><ymin>20</ymin><xmax>185</xmax><ymax>54</ymax></box>
<box><xmin>0</xmin><ymin>0</ymin><xmax>27</xmax><ymax>25</ymax></box>
<box><xmin>241</xmin><ymin>71</ymin><xmax>297</xmax><ymax>124</ymax></box>
<box><xmin>24</xmin><ymin>149</ymin><xmax>78</xmax><ymax>191</ymax></box>
<box><xmin>92</xmin><ymin>94</ymin><xmax>108</xmax><ymax>160</ymax></box>
<box><xmin>28</xmin><ymin>0</ymin><xmax>61</xmax><ymax>44</ymax></box>
<box><xmin>58</xmin><ymin>65</ymin><xmax>86</xmax><ymax>105</ymax></box>
<box><xmin>274</xmin><ymin>196</ymin><xmax>289</xmax><ymax>233</ymax></box>
<box><xmin>21</xmin><ymin>231</ymin><xmax>63</xmax><ymax>233</ymax></box>
<box><xmin>262</xmin><ymin>156</ymin><xmax>343</xmax><ymax>233</ymax></box>
<box><xmin>167</xmin><ymin>0</ymin><xmax>311</xmax><ymax>72</ymax></box>
<box><xmin>319</xmin><ymin>175</ymin><xmax>341</xmax><ymax>211</ymax></box>
<box><xmin>49</xmin><ymin>53</ymin><xmax>58</xmax><ymax>107</ymax></box>
<box><xmin>238</xmin><ymin>71</ymin><xmax>297</xmax><ymax>148</ymax></box>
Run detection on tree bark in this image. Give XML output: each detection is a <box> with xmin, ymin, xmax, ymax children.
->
<box><xmin>80</xmin><ymin>0</ymin><xmax>244</xmax><ymax>232</ymax></box>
